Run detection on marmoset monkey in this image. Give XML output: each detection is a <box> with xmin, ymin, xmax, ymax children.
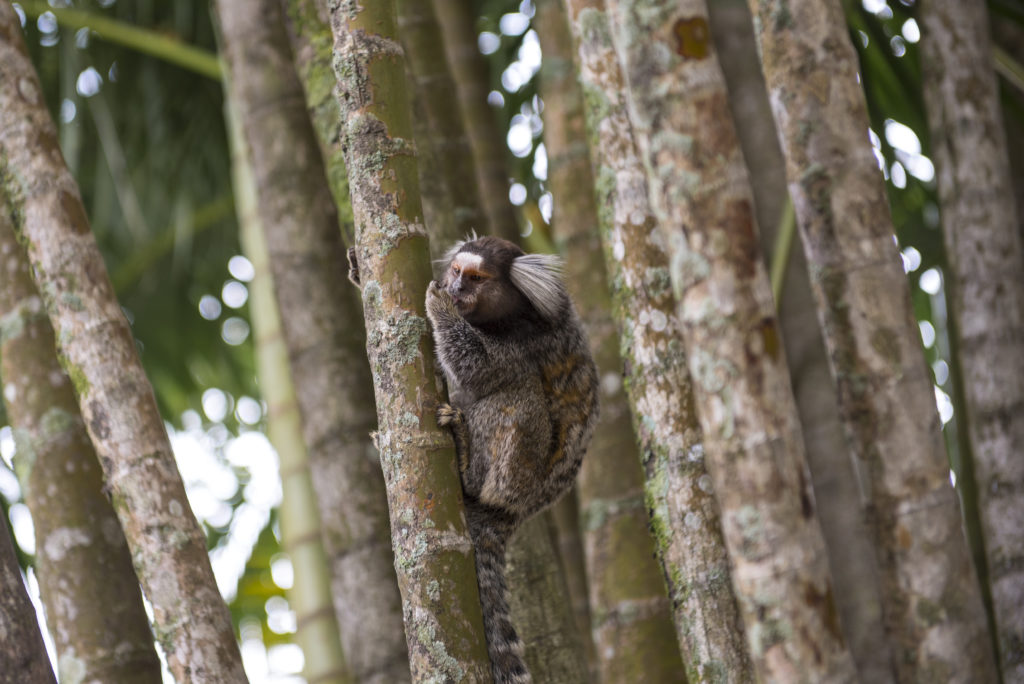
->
<box><xmin>425</xmin><ymin>236</ymin><xmax>599</xmax><ymax>684</ymax></box>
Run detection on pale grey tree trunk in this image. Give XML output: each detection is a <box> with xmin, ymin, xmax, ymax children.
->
<box><xmin>921</xmin><ymin>3</ymin><xmax>1024</xmax><ymax>679</ymax></box>
<box><xmin>0</xmin><ymin>195</ymin><xmax>161</xmax><ymax>683</ymax></box>
<box><xmin>563</xmin><ymin>1</ymin><xmax>753</xmax><ymax>681</ymax></box>
<box><xmin>745</xmin><ymin>0</ymin><xmax>999</xmax><ymax>679</ymax></box>
<box><xmin>535</xmin><ymin>1</ymin><xmax>689</xmax><ymax>681</ymax></box>
<box><xmin>606</xmin><ymin>0</ymin><xmax>857</xmax><ymax>679</ymax></box>
<box><xmin>707</xmin><ymin>1</ymin><xmax>893</xmax><ymax>680</ymax></box>
<box><xmin>565</xmin><ymin>1</ymin><xmax>755</xmax><ymax>681</ymax></box>
<box><xmin>327</xmin><ymin>2</ymin><xmax>492</xmax><ymax>680</ymax></box>
<box><xmin>0</xmin><ymin>7</ymin><xmax>246</xmax><ymax>681</ymax></box>
<box><xmin>215</xmin><ymin>2</ymin><xmax>410</xmax><ymax>681</ymax></box>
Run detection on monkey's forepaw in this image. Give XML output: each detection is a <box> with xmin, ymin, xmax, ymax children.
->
<box><xmin>436</xmin><ymin>403</ymin><xmax>463</xmax><ymax>428</ymax></box>
<box><xmin>438</xmin><ymin>403</ymin><xmax>470</xmax><ymax>473</ymax></box>
<box><xmin>347</xmin><ymin>246</ymin><xmax>361</xmax><ymax>289</ymax></box>
<box><xmin>425</xmin><ymin>281</ymin><xmax>457</xmax><ymax>322</ymax></box>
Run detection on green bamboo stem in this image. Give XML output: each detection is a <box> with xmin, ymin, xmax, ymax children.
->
<box><xmin>226</xmin><ymin>97</ymin><xmax>351</xmax><ymax>684</ymax></box>
<box><xmin>769</xmin><ymin>195</ymin><xmax>795</xmax><ymax>307</ymax></box>
<box><xmin>993</xmin><ymin>45</ymin><xmax>1024</xmax><ymax>95</ymax></box>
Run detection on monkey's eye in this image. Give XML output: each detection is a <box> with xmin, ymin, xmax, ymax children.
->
<box><xmin>452</xmin><ymin>265</ymin><xmax>461</xmax><ymax>275</ymax></box>
<box><xmin>469</xmin><ymin>274</ymin><xmax>483</xmax><ymax>282</ymax></box>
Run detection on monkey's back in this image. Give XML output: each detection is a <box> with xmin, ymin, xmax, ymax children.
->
<box><xmin>453</xmin><ymin>306</ymin><xmax>599</xmax><ymax>521</ymax></box>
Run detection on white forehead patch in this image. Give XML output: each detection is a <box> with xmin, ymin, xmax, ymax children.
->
<box><xmin>453</xmin><ymin>252</ymin><xmax>484</xmax><ymax>270</ymax></box>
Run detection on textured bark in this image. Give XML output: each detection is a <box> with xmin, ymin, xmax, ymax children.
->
<box><xmin>0</xmin><ymin>521</ymin><xmax>55</xmax><ymax>684</ymax></box>
<box><xmin>281</xmin><ymin>0</ymin><xmax>354</xmax><ymax>244</ymax></box>
<box><xmin>707</xmin><ymin>1</ymin><xmax>893</xmax><ymax>680</ymax></box>
<box><xmin>431</xmin><ymin>0</ymin><xmax>520</xmax><ymax>243</ymax></box>
<box><xmin>0</xmin><ymin>199</ymin><xmax>161</xmax><ymax>682</ymax></box>
<box><xmin>506</xmin><ymin>514</ymin><xmax>588</xmax><ymax>684</ymax></box>
<box><xmin>215</xmin><ymin>3</ymin><xmax>410</xmax><ymax>682</ymax></box>
<box><xmin>536</xmin><ymin>1</ymin><xmax>688</xmax><ymax>681</ymax></box>
<box><xmin>606</xmin><ymin>0</ymin><xmax>856</xmax><ymax>680</ymax></box>
<box><xmin>0</xmin><ymin>8</ymin><xmax>246</xmax><ymax>682</ymax></box>
<box><xmin>398</xmin><ymin>0</ymin><xmax>486</xmax><ymax>245</ymax></box>
<box><xmin>746</xmin><ymin>0</ymin><xmax>999</xmax><ymax>680</ymax></box>
<box><xmin>565</xmin><ymin>2</ymin><xmax>754</xmax><ymax>681</ymax></box>
<box><xmin>326</xmin><ymin>2</ymin><xmax>492</xmax><ymax>680</ymax></box>
<box><xmin>547</xmin><ymin>491</ymin><xmax>596</xmax><ymax>680</ymax></box>
<box><xmin>227</xmin><ymin>97</ymin><xmax>350</xmax><ymax>684</ymax></box>
<box><xmin>921</xmin><ymin>4</ymin><xmax>1024</xmax><ymax>679</ymax></box>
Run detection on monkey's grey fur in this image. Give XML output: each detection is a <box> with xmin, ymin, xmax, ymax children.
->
<box><xmin>426</xmin><ymin>236</ymin><xmax>599</xmax><ymax>684</ymax></box>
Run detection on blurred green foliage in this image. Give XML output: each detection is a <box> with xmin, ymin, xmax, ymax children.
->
<box><xmin>475</xmin><ymin>1</ymin><xmax>546</xmax><ymax>215</ymax></box>
<box><xmin>19</xmin><ymin>0</ymin><xmax>255</xmax><ymax>427</ymax></box>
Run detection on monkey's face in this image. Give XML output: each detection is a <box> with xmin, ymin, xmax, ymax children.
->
<box><xmin>442</xmin><ymin>250</ymin><xmax>519</xmax><ymax>325</ymax></box>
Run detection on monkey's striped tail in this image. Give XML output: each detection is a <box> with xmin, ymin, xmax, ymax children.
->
<box><xmin>467</xmin><ymin>505</ymin><xmax>531</xmax><ymax>684</ymax></box>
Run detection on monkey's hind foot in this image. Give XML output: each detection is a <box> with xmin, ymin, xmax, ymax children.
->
<box><xmin>437</xmin><ymin>403</ymin><xmax>470</xmax><ymax>473</ymax></box>
<box><xmin>436</xmin><ymin>403</ymin><xmax>463</xmax><ymax>427</ymax></box>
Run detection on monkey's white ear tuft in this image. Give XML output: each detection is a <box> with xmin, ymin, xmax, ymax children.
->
<box><xmin>510</xmin><ymin>253</ymin><xmax>566</xmax><ymax>320</ymax></box>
